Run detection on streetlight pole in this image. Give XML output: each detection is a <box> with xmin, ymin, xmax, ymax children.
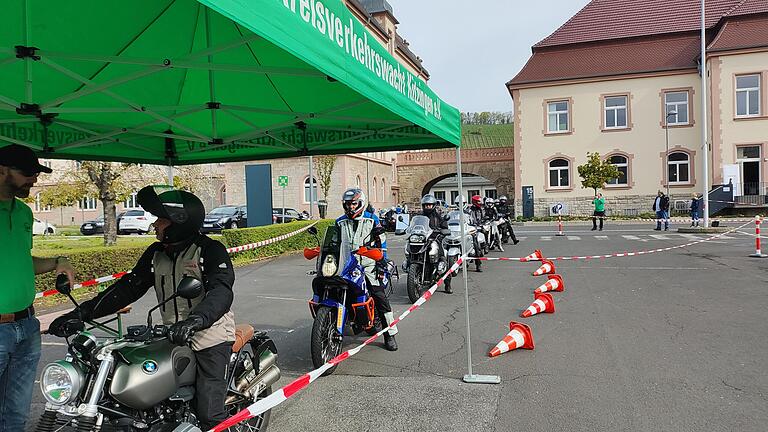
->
<box><xmin>701</xmin><ymin>0</ymin><xmax>710</xmax><ymax>228</ymax></box>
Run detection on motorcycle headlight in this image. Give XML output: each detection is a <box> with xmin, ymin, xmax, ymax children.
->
<box><xmin>321</xmin><ymin>255</ymin><xmax>338</xmax><ymax>277</ymax></box>
<box><xmin>409</xmin><ymin>234</ymin><xmax>425</xmax><ymax>243</ymax></box>
<box><xmin>40</xmin><ymin>361</ymin><xmax>83</xmax><ymax>405</ymax></box>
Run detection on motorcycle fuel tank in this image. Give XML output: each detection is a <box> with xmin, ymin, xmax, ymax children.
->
<box><xmin>110</xmin><ymin>340</ymin><xmax>197</xmax><ymax>410</ymax></box>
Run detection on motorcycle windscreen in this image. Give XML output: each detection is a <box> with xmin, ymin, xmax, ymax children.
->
<box><xmin>407</xmin><ymin>215</ymin><xmax>433</xmax><ymax>238</ymax></box>
<box><xmin>336</xmin><ymin>223</ymin><xmax>366</xmax><ymax>289</ymax></box>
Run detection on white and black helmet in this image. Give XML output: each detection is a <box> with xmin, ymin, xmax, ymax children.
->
<box><xmin>342</xmin><ymin>188</ymin><xmax>367</xmax><ymax>219</ymax></box>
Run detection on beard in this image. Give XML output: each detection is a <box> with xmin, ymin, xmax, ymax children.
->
<box><xmin>2</xmin><ymin>175</ymin><xmax>34</xmax><ymax>198</ymax></box>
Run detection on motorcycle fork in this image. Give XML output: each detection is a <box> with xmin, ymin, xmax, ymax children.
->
<box><xmin>336</xmin><ymin>290</ymin><xmax>347</xmax><ymax>335</ymax></box>
<box><xmin>80</xmin><ymin>352</ymin><xmax>115</xmax><ymax>420</ymax></box>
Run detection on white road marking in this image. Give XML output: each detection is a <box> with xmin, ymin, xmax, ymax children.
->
<box><xmin>649</xmin><ymin>234</ymin><xmax>672</xmax><ymax>240</ymax></box>
<box><xmin>540</xmin><ymin>236</ymin><xmax>552</xmax><ymax>241</ymax></box>
<box><xmin>622</xmin><ymin>235</ymin><xmax>646</xmax><ymax>242</ymax></box>
<box><xmin>42</xmin><ymin>342</ymin><xmax>67</xmax><ymax>346</ymax></box>
<box><xmin>595</xmin><ymin>236</ymin><xmax>609</xmax><ymax>240</ymax></box>
<box><xmin>567</xmin><ymin>236</ymin><xmax>581</xmax><ymax>240</ymax></box>
<box><xmin>253</xmin><ymin>295</ymin><xmax>307</xmax><ymax>302</ymax></box>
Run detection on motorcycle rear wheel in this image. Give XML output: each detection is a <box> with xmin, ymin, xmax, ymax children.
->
<box><xmin>311</xmin><ymin>307</ymin><xmax>343</xmax><ymax>376</ymax></box>
<box><xmin>226</xmin><ymin>387</ymin><xmax>272</xmax><ymax>432</ymax></box>
<box><xmin>406</xmin><ymin>265</ymin><xmax>424</xmax><ymax>304</ymax></box>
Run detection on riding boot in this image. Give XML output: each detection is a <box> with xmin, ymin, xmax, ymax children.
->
<box><xmin>382</xmin><ymin>311</ymin><xmax>398</xmax><ymax>351</ymax></box>
<box><xmin>444</xmin><ymin>277</ymin><xmax>453</xmax><ymax>294</ymax></box>
<box><xmin>475</xmin><ymin>260</ymin><xmax>483</xmax><ymax>272</ymax></box>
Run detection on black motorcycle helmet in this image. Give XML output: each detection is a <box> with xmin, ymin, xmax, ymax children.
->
<box><xmin>421</xmin><ymin>194</ymin><xmax>437</xmax><ymax>216</ymax></box>
<box><xmin>499</xmin><ymin>195</ymin><xmax>508</xmax><ymax>206</ymax></box>
<box><xmin>136</xmin><ymin>185</ymin><xmax>205</xmax><ymax>244</ymax></box>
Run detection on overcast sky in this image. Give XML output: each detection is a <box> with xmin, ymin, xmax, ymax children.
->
<box><xmin>388</xmin><ymin>0</ymin><xmax>591</xmax><ymax>113</ymax></box>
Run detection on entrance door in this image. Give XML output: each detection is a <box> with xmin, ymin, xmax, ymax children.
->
<box><xmin>737</xmin><ymin>146</ymin><xmax>761</xmax><ymax>195</ymax></box>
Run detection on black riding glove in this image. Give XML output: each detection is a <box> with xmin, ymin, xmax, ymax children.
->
<box><xmin>48</xmin><ymin>308</ymin><xmax>88</xmax><ymax>338</ymax></box>
<box><xmin>167</xmin><ymin>315</ymin><xmax>204</xmax><ymax>346</ymax></box>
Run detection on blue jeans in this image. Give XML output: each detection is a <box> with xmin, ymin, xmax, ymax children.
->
<box><xmin>0</xmin><ymin>316</ymin><xmax>42</xmax><ymax>432</ymax></box>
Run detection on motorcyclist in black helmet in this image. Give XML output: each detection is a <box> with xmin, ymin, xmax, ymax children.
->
<box><xmin>49</xmin><ymin>185</ymin><xmax>236</xmax><ymax>429</ymax></box>
<box><xmin>496</xmin><ymin>195</ymin><xmax>519</xmax><ymax>245</ymax></box>
<box><xmin>466</xmin><ymin>195</ymin><xmax>485</xmax><ymax>272</ymax></box>
<box><xmin>420</xmin><ymin>194</ymin><xmax>452</xmax><ymax>293</ymax></box>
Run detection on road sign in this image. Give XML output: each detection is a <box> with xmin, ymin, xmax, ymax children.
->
<box><xmin>277</xmin><ymin>175</ymin><xmax>289</xmax><ymax>187</ymax></box>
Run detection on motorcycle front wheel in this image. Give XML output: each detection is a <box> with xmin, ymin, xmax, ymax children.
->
<box><xmin>311</xmin><ymin>307</ymin><xmax>343</xmax><ymax>376</ymax></box>
<box><xmin>407</xmin><ymin>265</ymin><xmax>424</xmax><ymax>303</ymax></box>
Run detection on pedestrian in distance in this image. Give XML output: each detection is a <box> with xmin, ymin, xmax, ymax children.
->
<box><xmin>0</xmin><ymin>144</ymin><xmax>75</xmax><ymax>432</ymax></box>
<box><xmin>653</xmin><ymin>191</ymin><xmax>670</xmax><ymax>231</ymax></box>
<box><xmin>591</xmin><ymin>192</ymin><xmax>606</xmax><ymax>231</ymax></box>
<box><xmin>690</xmin><ymin>193</ymin><xmax>701</xmax><ymax>227</ymax></box>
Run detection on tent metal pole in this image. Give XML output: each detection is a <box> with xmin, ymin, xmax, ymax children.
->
<box><xmin>457</xmin><ymin>147</ymin><xmax>500</xmax><ymax>385</ymax></box>
<box><xmin>308</xmin><ymin>155</ymin><xmax>314</xmax><ymax>219</ymax></box>
<box><xmin>22</xmin><ymin>0</ymin><xmax>32</xmax><ymax>103</ymax></box>
<box><xmin>167</xmin><ymin>165</ymin><xmax>174</xmax><ymax>186</ymax></box>
<box><xmin>205</xmin><ymin>8</ymin><xmax>218</xmax><ymax>140</ymax></box>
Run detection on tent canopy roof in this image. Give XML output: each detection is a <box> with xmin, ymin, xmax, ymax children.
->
<box><xmin>0</xmin><ymin>0</ymin><xmax>459</xmax><ymax>165</ymax></box>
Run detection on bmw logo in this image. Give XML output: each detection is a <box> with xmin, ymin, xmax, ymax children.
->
<box><xmin>141</xmin><ymin>360</ymin><xmax>158</xmax><ymax>375</ymax></box>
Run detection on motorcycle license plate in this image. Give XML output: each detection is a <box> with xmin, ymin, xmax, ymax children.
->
<box><xmin>203</xmin><ymin>224</ymin><xmax>213</xmax><ymax>228</ymax></box>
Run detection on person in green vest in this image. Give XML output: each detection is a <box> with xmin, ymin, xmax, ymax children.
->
<box><xmin>0</xmin><ymin>144</ymin><xmax>75</xmax><ymax>432</ymax></box>
<box><xmin>592</xmin><ymin>192</ymin><xmax>606</xmax><ymax>231</ymax></box>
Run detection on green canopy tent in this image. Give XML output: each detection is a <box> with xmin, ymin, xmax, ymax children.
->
<box><xmin>0</xmin><ymin>0</ymin><xmax>459</xmax><ymax>163</ymax></box>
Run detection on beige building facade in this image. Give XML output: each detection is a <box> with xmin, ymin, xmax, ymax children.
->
<box><xmin>508</xmin><ymin>0</ymin><xmax>768</xmax><ymax>217</ymax></box>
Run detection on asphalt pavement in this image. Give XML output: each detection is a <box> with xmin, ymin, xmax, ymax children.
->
<box><xmin>28</xmin><ymin>223</ymin><xmax>768</xmax><ymax>431</ymax></box>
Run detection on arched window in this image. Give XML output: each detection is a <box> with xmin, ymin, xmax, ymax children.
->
<box><xmin>667</xmin><ymin>152</ymin><xmax>690</xmax><ymax>184</ymax></box>
<box><xmin>548</xmin><ymin>158</ymin><xmax>570</xmax><ymax>188</ymax></box>
<box><xmin>304</xmin><ymin>176</ymin><xmax>318</xmax><ymax>203</ymax></box>
<box><xmin>607</xmin><ymin>155</ymin><xmax>628</xmax><ymax>185</ymax></box>
<box><xmin>372</xmin><ymin>178</ymin><xmax>378</xmax><ymax>201</ymax></box>
<box><xmin>381</xmin><ymin>178</ymin><xmax>386</xmax><ymax>203</ymax></box>
<box><xmin>355</xmin><ymin>175</ymin><xmax>361</xmax><ymax>188</ymax></box>
<box><xmin>219</xmin><ymin>185</ymin><xmax>227</xmax><ymax>205</ymax></box>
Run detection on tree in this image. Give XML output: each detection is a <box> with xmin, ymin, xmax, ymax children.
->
<box><xmin>314</xmin><ymin>155</ymin><xmax>336</xmax><ymax>203</ymax></box>
<box><xmin>39</xmin><ymin>182</ymin><xmax>82</xmax><ymax>225</ymax></box>
<box><xmin>577</xmin><ymin>152</ymin><xmax>621</xmax><ymax>195</ymax></box>
<box><xmin>172</xmin><ymin>164</ymin><xmax>220</xmax><ymax>207</ymax></box>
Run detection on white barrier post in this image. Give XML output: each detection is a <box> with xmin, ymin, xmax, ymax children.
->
<box><xmin>556</xmin><ymin>214</ymin><xmax>565</xmax><ymax>237</ymax></box>
<box><xmin>749</xmin><ymin>215</ymin><xmax>767</xmax><ymax>258</ymax></box>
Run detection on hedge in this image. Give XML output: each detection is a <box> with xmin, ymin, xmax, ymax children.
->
<box><xmin>34</xmin><ymin>220</ymin><xmax>336</xmax><ymax>295</ymax></box>
<box><xmin>221</xmin><ymin>219</ymin><xmax>335</xmax><ymax>265</ymax></box>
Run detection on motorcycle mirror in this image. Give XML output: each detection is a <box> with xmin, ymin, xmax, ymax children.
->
<box><xmin>176</xmin><ymin>277</ymin><xmax>203</xmax><ymax>300</ymax></box>
<box><xmin>304</xmin><ymin>247</ymin><xmax>320</xmax><ymax>260</ymax></box>
<box><xmin>398</xmin><ymin>216</ymin><xmax>404</xmax><ymax>222</ymax></box>
<box><xmin>55</xmin><ymin>273</ymin><xmax>72</xmax><ymax>295</ymax></box>
<box><xmin>307</xmin><ymin>226</ymin><xmax>318</xmax><ymax>236</ymax></box>
<box><xmin>357</xmin><ymin>247</ymin><xmax>384</xmax><ymax>261</ymax></box>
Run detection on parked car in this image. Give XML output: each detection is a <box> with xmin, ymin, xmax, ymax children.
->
<box><xmin>81</xmin><ymin>211</ymin><xmax>127</xmax><ymax>236</ymax></box>
<box><xmin>272</xmin><ymin>207</ymin><xmax>303</xmax><ymax>223</ymax></box>
<box><xmin>33</xmin><ymin>218</ymin><xmax>56</xmax><ymax>235</ymax></box>
<box><xmin>201</xmin><ymin>205</ymin><xmax>247</xmax><ymax>233</ymax></box>
<box><xmin>118</xmin><ymin>209</ymin><xmax>157</xmax><ymax>234</ymax></box>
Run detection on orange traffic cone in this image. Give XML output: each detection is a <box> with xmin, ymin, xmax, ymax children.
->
<box><xmin>532</xmin><ymin>260</ymin><xmax>555</xmax><ymax>276</ymax></box>
<box><xmin>521</xmin><ymin>249</ymin><xmax>544</xmax><ymax>262</ymax></box>
<box><xmin>521</xmin><ymin>293</ymin><xmax>556</xmax><ymax>317</ymax></box>
<box><xmin>489</xmin><ymin>321</ymin><xmax>535</xmax><ymax>357</ymax></box>
<box><xmin>533</xmin><ymin>274</ymin><xmax>564</xmax><ymax>294</ymax></box>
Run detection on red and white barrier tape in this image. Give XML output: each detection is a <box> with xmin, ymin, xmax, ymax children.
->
<box><xmin>34</xmin><ymin>223</ymin><xmax>318</xmax><ymax>300</ymax></box>
<box><xmin>468</xmin><ymin>221</ymin><xmax>751</xmax><ymax>262</ymax></box>
<box><xmin>208</xmin><ymin>257</ymin><xmax>466</xmax><ymax>432</ymax></box>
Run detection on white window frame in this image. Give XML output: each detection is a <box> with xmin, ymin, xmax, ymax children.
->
<box><xmin>547</xmin><ymin>100</ymin><xmax>570</xmax><ymax>133</ymax></box>
<box><xmin>604</xmin><ymin>95</ymin><xmax>628</xmax><ymax>129</ymax></box>
<box><xmin>665</xmin><ymin>91</ymin><xmax>690</xmax><ymax>125</ymax></box>
<box><xmin>123</xmin><ymin>191</ymin><xmax>138</xmax><ymax>208</ymax></box>
<box><xmin>303</xmin><ymin>176</ymin><xmax>318</xmax><ymax>204</ymax></box>
<box><xmin>736</xmin><ymin>74</ymin><xmax>761</xmax><ymax>117</ymax></box>
<box><xmin>548</xmin><ymin>159</ymin><xmax>570</xmax><ymax>188</ymax></box>
<box><xmin>372</xmin><ymin>178</ymin><xmax>378</xmax><ymax>201</ymax></box>
<box><xmin>79</xmin><ymin>196</ymin><xmax>97</xmax><ymax>210</ymax></box>
<box><xmin>667</xmin><ymin>152</ymin><xmax>691</xmax><ymax>184</ymax></box>
<box><xmin>35</xmin><ymin>192</ymin><xmax>51</xmax><ymax>212</ymax></box>
<box><xmin>607</xmin><ymin>155</ymin><xmax>628</xmax><ymax>185</ymax></box>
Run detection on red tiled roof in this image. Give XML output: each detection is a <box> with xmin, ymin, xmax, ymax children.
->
<box><xmin>725</xmin><ymin>0</ymin><xmax>768</xmax><ymax>17</ymax></box>
<box><xmin>510</xmin><ymin>35</ymin><xmax>701</xmax><ymax>86</ymax></box>
<box><xmin>709</xmin><ymin>14</ymin><xmax>768</xmax><ymax>51</ymax></box>
<box><xmin>535</xmin><ymin>0</ymin><xmax>743</xmax><ymax>48</ymax></box>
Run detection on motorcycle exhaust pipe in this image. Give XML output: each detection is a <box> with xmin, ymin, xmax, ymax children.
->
<box><xmin>227</xmin><ymin>365</ymin><xmax>281</xmax><ymax>404</ymax></box>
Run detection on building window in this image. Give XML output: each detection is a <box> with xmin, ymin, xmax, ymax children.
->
<box><xmin>604</xmin><ymin>95</ymin><xmax>628</xmax><ymax>129</ymax></box>
<box><xmin>355</xmin><ymin>175</ymin><xmax>361</xmax><ymax>188</ymax></box>
<box><xmin>433</xmin><ymin>191</ymin><xmax>446</xmax><ymax>202</ymax></box>
<box><xmin>79</xmin><ymin>196</ymin><xmax>97</xmax><ymax>210</ymax></box>
<box><xmin>220</xmin><ymin>185</ymin><xmax>227</xmax><ymax>205</ymax></box>
<box><xmin>450</xmin><ymin>190</ymin><xmax>459</xmax><ymax>205</ymax></box>
<box><xmin>665</xmin><ymin>91</ymin><xmax>689</xmax><ymax>125</ymax></box>
<box><xmin>607</xmin><ymin>155</ymin><xmax>628</xmax><ymax>185</ymax></box>
<box><xmin>736</xmin><ymin>74</ymin><xmax>761</xmax><ymax>117</ymax></box>
<box><xmin>123</xmin><ymin>191</ymin><xmax>138</xmax><ymax>208</ymax></box>
<box><xmin>467</xmin><ymin>190</ymin><xmax>480</xmax><ymax>202</ymax></box>
<box><xmin>548</xmin><ymin>158</ymin><xmax>570</xmax><ymax>188</ymax></box>
<box><xmin>547</xmin><ymin>100</ymin><xmax>569</xmax><ymax>133</ymax></box>
<box><xmin>667</xmin><ymin>152</ymin><xmax>690</xmax><ymax>184</ymax></box>
<box><xmin>34</xmin><ymin>192</ymin><xmax>51</xmax><ymax>212</ymax></box>
<box><xmin>381</xmin><ymin>178</ymin><xmax>386</xmax><ymax>203</ymax></box>
<box><xmin>372</xmin><ymin>178</ymin><xmax>378</xmax><ymax>201</ymax></box>
<box><xmin>484</xmin><ymin>189</ymin><xmax>497</xmax><ymax>199</ymax></box>
<box><xmin>304</xmin><ymin>177</ymin><xmax>318</xmax><ymax>203</ymax></box>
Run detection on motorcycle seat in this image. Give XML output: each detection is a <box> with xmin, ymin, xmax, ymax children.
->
<box><xmin>233</xmin><ymin>324</ymin><xmax>255</xmax><ymax>353</ymax></box>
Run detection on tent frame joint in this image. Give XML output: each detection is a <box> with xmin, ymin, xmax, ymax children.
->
<box><xmin>15</xmin><ymin>45</ymin><xmax>40</xmax><ymax>61</ymax></box>
<box><xmin>209</xmin><ymin>138</ymin><xmax>224</xmax><ymax>146</ymax></box>
<box><xmin>15</xmin><ymin>103</ymin><xmax>57</xmax><ymax>126</ymax></box>
<box><xmin>206</xmin><ymin>101</ymin><xmax>221</xmax><ymax>110</ymax></box>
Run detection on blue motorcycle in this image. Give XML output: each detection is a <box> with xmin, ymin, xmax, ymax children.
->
<box><xmin>304</xmin><ymin>225</ymin><xmax>392</xmax><ymax>376</ymax></box>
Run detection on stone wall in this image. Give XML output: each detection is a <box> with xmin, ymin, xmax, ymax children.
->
<box><xmin>530</xmin><ymin>192</ymin><xmax>696</xmax><ymax>218</ymax></box>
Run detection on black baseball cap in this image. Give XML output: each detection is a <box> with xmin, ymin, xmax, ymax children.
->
<box><xmin>0</xmin><ymin>144</ymin><xmax>53</xmax><ymax>174</ymax></box>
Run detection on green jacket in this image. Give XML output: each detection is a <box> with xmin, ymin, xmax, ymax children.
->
<box><xmin>593</xmin><ymin>197</ymin><xmax>605</xmax><ymax>212</ymax></box>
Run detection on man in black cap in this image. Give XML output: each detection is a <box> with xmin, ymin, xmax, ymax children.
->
<box><xmin>0</xmin><ymin>144</ymin><xmax>75</xmax><ymax>432</ymax></box>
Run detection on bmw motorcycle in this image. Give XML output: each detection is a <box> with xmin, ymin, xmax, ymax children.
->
<box><xmin>443</xmin><ymin>210</ymin><xmax>476</xmax><ymax>277</ymax></box>
<box><xmin>403</xmin><ymin>215</ymin><xmax>451</xmax><ymax>303</ymax></box>
<box><xmin>487</xmin><ymin>218</ymin><xmax>504</xmax><ymax>252</ymax></box>
<box><xmin>304</xmin><ymin>225</ymin><xmax>394</xmax><ymax>376</ymax></box>
<box><xmin>38</xmin><ymin>275</ymin><xmax>279</xmax><ymax>432</ymax></box>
